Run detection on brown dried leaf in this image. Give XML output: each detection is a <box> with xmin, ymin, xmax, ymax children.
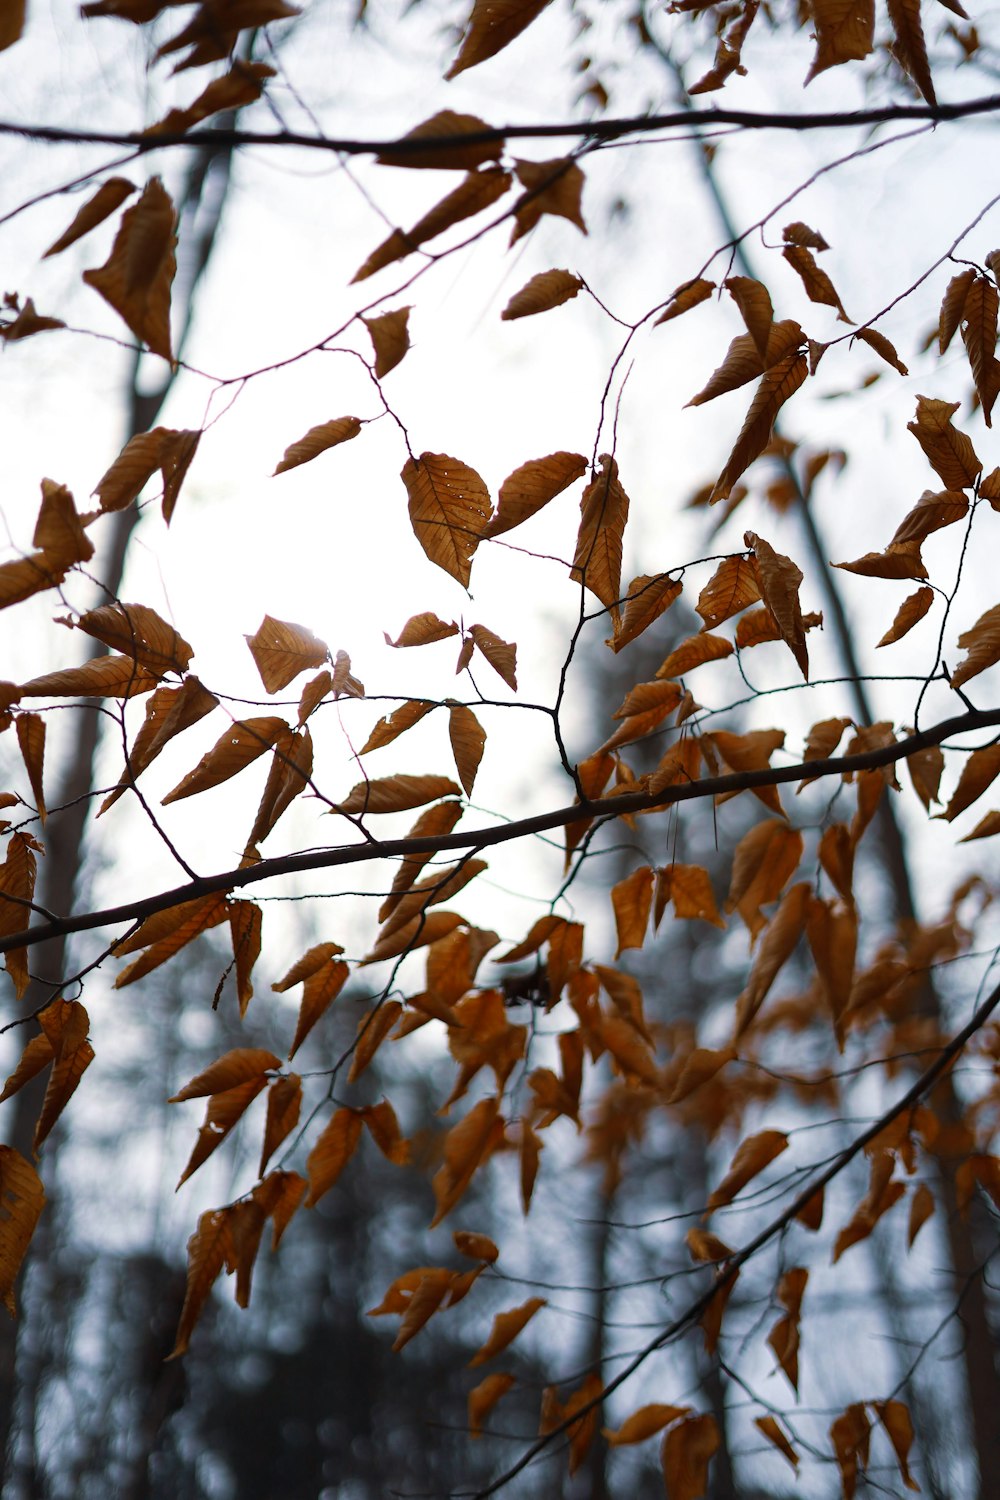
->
<box><xmin>611</xmin><ymin>866</ymin><xmax>654</xmax><ymax>956</ymax></box>
<box><xmin>907</xmin><ymin>395</ymin><xmax>981</xmax><ymax>490</ymax></box>
<box><xmin>939</xmin><ymin>268</ymin><xmax>976</xmax><ymax>353</ymax></box>
<box><xmin>376</xmin><ymin>111</ymin><xmax>502</xmax><ymax>171</ymax></box>
<box><xmin>711</xmin><ymin>353</ymin><xmax>808</xmax><ymax>505</ymax></box>
<box><xmin>486</xmin><ymin>451</ymin><xmax>585</xmax><ymax>537</ymax></box>
<box><xmin>469</xmin><ymin>1374</ymin><xmax>516</xmax><ymax>1438</ymax></box>
<box><xmin>941</xmin><ymin>743</ymin><xmax>1000</xmax><ymax>821</ymax></box>
<box><xmin>661</xmin><ymin>1413</ymin><xmax>720</xmax><ymax>1500</ymax></box>
<box><xmin>876</xmin><ymin>586</ymin><xmax>934</xmax><ymax>647</ymax></box>
<box><xmin>447</xmin><ymin>1</ymin><xmax>554</xmax><ymax>79</ymax></box>
<box><xmin>348</xmin><ymin>1001</ymin><xmax>403</xmax><ymax>1083</ymax></box>
<box><xmin>306</xmin><ymin>1106</ymin><xmax>363</xmax><ymax>1206</ymax></box>
<box><xmin>18</xmin><ymin>654</ymin><xmax>159</xmax><ymax>700</ymax></box>
<box><xmin>951</xmin><ymin>602</ymin><xmax>1000</xmax><ymax>690</ymax></box>
<box><xmin>289</xmin><ymin>957</ymin><xmax>349</xmax><ymax>1058</ymax></box>
<box><xmin>73</xmin><ymin>602</ymin><xmax>193</xmax><ymax>675</ymax></box>
<box><xmin>245</xmin><ymin>615</ymin><xmax>328</xmax><ymax>694</ymax></box>
<box><xmin>448</xmin><ymin>703</ymin><xmax>486</xmax><ymax>796</ymax></box>
<box><xmin>745</xmin><ymin>532</ymin><xmax>809</xmax><ymax>678</ymax></box>
<box><xmin>15</xmin><ymin>713</ymin><xmax>45</xmax><ymax>821</ymax></box>
<box><xmin>273</xmin><ymin>416</ymin><xmax>362</xmax><ymax>474</ymax></box>
<box><xmin>707</xmin><ymin>1130</ymin><xmax>788</xmax><ymax>1212</ymax></box>
<box><xmin>655</xmin><ymin>278</ymin><xmax>715</xmax><ymax>326</ymax></box>
<box><xmin>161</xmin><ymin>717</ymin><xmax>288</xmax><ymax>804</ymax></box>
<box><xmin>510</xmin><ymin>157</ymin><xmax>586</xmax><ymax>245</ymax></box>
<box><xmin>83</xmin><ymin>177</ymin><xmax>177</xmax><ymax>362</ymax></box>
<box><xmin>170</xmin><ymin>1047</ymin><xmax>280</xmax><ymax>1102</ymax></box>
<box><xmin>501</xmin><ymin>269</ymin><xmax>584</xmax><ymax>320</ymax></box>
<box><xmin>469</xmin><ymin>1296</ymin><xmax>546</xmax><ymax>1366</ymax></box>
<box><xmin>362</xmin><ymin>306</ymin><xmax>410</xmax><ymax>377</ymax></box>
<box><xmin>361</xmin><ymin>700</ymin><xmax>436</xmax><ymax>755</ymax></box>
<box><xmin>754</xmin><ymin>1415</ymin><xmax>799</xmax><ymax>1469</ymax></box>
<box><xmin>386</xmin><ymin>612</ymin><xmax>460</xmax><ymax>649</ymax></box>
<box><xmin>854</xmin><ymin>327</ymin><xmax>908</xmax><ymax>375</ymax></box>
<box><xmin>402</xmin><ymin>452</ymin><xmax>492</xmax><ymax>588</ymax></box>
<box><xmin>696</xmin><ymin>555</ymin><xmax>761</xmax><ymax>630</ymax></box>
<box><xmin>43</xmin><ymin>178</ymin><xmax>136</xmax><ymax>257</ymax></box>
<box><xmin>805</xmin><ymin>0</ymin><xmax>875</xmax><ymax>81</ymax></box>
<box><xmin>333</xmin><ymin>773</ymin><xmax>461</xmax><ymax>817</ymax></box>
<box><xmin>0</xmin><ymin>1147</ymin><xmax>45</xmax><ymax>1315</ymax></box>
<box><xmin>888</xmin><ymin>0</ymin><xmax>936</xmax><ymax>104</ymax></box>
<box><xmin>169</xmin><ymin>1209</ymin><xmax>233</xmax><ymax>1357</ymax></box>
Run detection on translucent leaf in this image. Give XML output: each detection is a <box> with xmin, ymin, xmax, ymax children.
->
<box><xmin>605</xmin><ymin>1405</ymin><xmax>689</xmax><ymax>1446</ymax></box>
<box><xmin>145</xmin><ymin>60</ymin><xmax>275</xmax><ymax>135</ymax></box>
<box><xmin>939</xmin><ymin>268</ymin><xmax>976</xmax><ymax>353</ymax></box>
<box><xmin>469</xmin><ymin>1373</ymin><xmax>516</xmax><ymax>1438</ymax></box>
<box><xmin>170</xmin><ymin>1047</ymin><xmax>281</xmax><ymax>1102</ymax></box>
<box><xmin>18</xmin><ymin>654</ymin><xmax>159</xmax><ymax>700</ymax></box>
<box><xmin>391</xmin><ymin>1268</ymin><xmax>453</xmax><ymax>1350</ymax></box>
<box><xmin>654</xmin><ymin>277</ymin><xmax>715</xmax><ymax>326</ymax></box>
<box><xmin>854</xmin><ymin>327</ymin><xmax>908</xmax><ymax>375</ymax></box>
<box><xmin>766</xmin><ymin>1267</ymin><xmax>808</xmax><ymax>1392</ymax></box>
<box><xmin>356</xmin><ymin>168</ymin><xmax>512</xmax><ymax>281</ymax></box>
<box><xmin>940</xmin><ymin>743</ymin><xmax>1000</xmax><ymax>821</ymax></box>
<box><xmin>782</xmin><ymin>245</ymin><xmax>850</xmax><ymax>320</ymax></box>
<box><xmin>657</xmin><ymin>631</ymin><xmax>732</xmax><ymax>678</ymax></box>
<box><xmin>754</xmin><ymin>1415</ymin><xmax>799</xmax><ymax>1469</ymax></box>
<box><xmin>245</xmin><ymin>615</ymin><xmax>328</xmax><ymax>694</ymax></box>
<box><xmin>696</xmin><ymin>555</ymin><xmax>761</xmax><ymax>629</ymax></box>
<box><xmin>385</xmin><ymin>612</ymin><xmax>459</xmax><ymax>649</ymax></box>
<box><xmin>402</xmin><ymin>452</ymin><xmax>492</xmax><ymax>588</ymax></box>
<box><xmin>951</xmin><ymin>602</ymin><xmax>1000</xmax><ymax>690</ymax></box>
<box><xmin>805</xmin><ymin>0</ymin><xmax>874</xmax><ymax>81</ymax></box>
<box><xmin>833</xmin><ymin>1151</ymin><xmax>905</xmax><ymax>1260</ymax></box>
<box><xmin>0</xmin><ymin>833</ymin><xmax>37</xmax><ymax>999</ymax></box>
<box><xmin>259</xmin><ymin>1074</ymin><xmax>302</xmax><ymax>1175</ymax></box>
<box><xmin>725</xmin><ymin>276</ymin><xmax>773</xmax><ymax>357</ymax></box>
<box><xmin>431</xmin><ymin>1096</ymin><xmax>502</xmax><ymax>1225</ymax></box>
<box><xmin>610</xmin><ymin>574</ymin><xmax>683</xmax><ymax>652</ymax></box>
<box><xmin>707</xmin><ymin>1130</ymin><xmax>788</xmax><ymax>1211</ymax></box>
<box><xmin>449</xmin><ymin>703</ymin><xmax>486</xmax><ymax>795</ymax></box>
<box><xmin>0</xmin><ymin>1147</ymin><xmax>44</xmax><ymax>1315</ymax></box>
<box><xmin>745</xmin><ymin>531</ymin><xmax>809</xmax><ymax>679</ymax></box>
<box><xmin>446</xmin><ymin>0</ymin><xmax>554</xmax><ymax>79</ymax></box>
<box><xmin>611</xmin><ymin>866</ymin><xmax>654</xmax><ymax>956</ymax></box>
<box><xmin>361</xmin><ymin>700</ymin><xmax>436</xmax><ymax>754</ymax></box>
<box><xmin>0</xmin><ymin>1033</ymin><xmax>54</xmax><ymax>1105</ymax></box>
<box><xmin>734</xmin><ymin>882</ymin><xmax>810</xmax><ymax>1035</ymax></box>
<box><xmin>376</xmin><ymin>110</ymin><xmax>502</xmax><ymax>170</ymax></box>
<box><xmin>571</xmin><ymin>454</ymin><xmax>629</xmax><ymax>626</ymax></box>
<box><xmin>333</xmin><ymin>772</ymin><xmax>461</xmax><ymax>816</ymax></box>
<box><xmin>306</xmin><ymin>1107</ymin><xmax>363</xmax><ymax>1206</ymax></box>
<box><xmin>908</xmin><ymin>1181</ymin><xmax>935</xmax><ymax>1244</ymax></box>
<box><xmin>348</xmin><ymin>1001</ymin><xmax>403</xmax><ymax>1083</ymax></box>
<box><xmin>83</xmin><ymin>177</ymin><xmax>177</xmax><ymax>362</ymax></box>
<box><xmin>176</xmin><ymin>1075</ymin><xmax>268</xmax><ymax>1187</ymax></box>
<box><xmin>876</xmin><ymin>586</ymin><xmax>934</xmax><ymax>647</ymax></box>
<box><xmin>362</xmin><ymin>307</ymin><xmax>410</xmax><ymax>377</ymax></box>
<box><xmin>94</xmin><ymin>427</ymin><xmax>200</xmax><ymax>516</ymax></box>
<box><xmin>873</xmin><ymin>1400</ymin><xmax>920</xmax><ymax>1491</ymax></box>
<box><xmin>0</xmin><ymin>299</ymin><xmax>64</xmax><ymax>341</ymax></box>
<box><xmin>888</xmin><ymin>0</ymin><xmax>936</xmax><ymax>104</ymax></box>
<box><xmin>501</xmin><ymin>269</ymin><xmax>583</xmax><ymax>320</ymax></box>
<box><xmin>15</xmin><ymin>712</ymin><xmax>45</xmax><ymax>821</ymax></box>
<box><xmin>727</xmin><ymin>820</ymin><xmax>804</xmax><ymax>939</ymax></box>
<box><xmin>711</xmin><ymin>354</ymin><xmax>808</xmax><ymax>505</ymax></box>
<box><xmin>288</xmin><ymin>957</ymin><xmax>349</xmax><ymax>1058</ymax></box>
<box><xmin>361</xmin><ymin>1099</ymin><xmax>410</xmax><ymax>1164</ymax></box>
<box><xmin>273</xmin><ymin>416</ymin><xmax>362</xmax><ymax>474</ymax></box>
<box><xmin>469</xmin><ymin>1296</ymin><xmax>545</xmax><ymax>1367</ymax></box>
<box><xmin>486</xmin><ymin>451</ymin><xmax>586</xmax><ymax>536</ymax></box>
<box><xmin>661</xmin><ymin>1413</ymin><xmax>720</xmax><ymax>1500</ymax></box>
<box><xmin>43</xmin><ymin>178</ymin><xmax>137</xmax><ymax>257</ymax></box>
<box><xmin>907</xmin><ymin>395</ymin><xmax>981</xmax><ymax>490</ymax></box>
<box><xmin>469</xmin><ymin>625</ymin><xmax>518</xmax><ymax>689</ymax></box>
<box><xmin>510</xmin><ymin>157</ymin><xmax>586</xmax><ymax>245</ymax></box>
<box><xmin>72</xmin><ymin>602</ymin><xmax>193</xmax><ymax>675</ymax></box>
<box><xmin>656</xmin><ymin>863</ymin><xmax>724</xmax><ymax>928</ymax></box>
<box><xmin>162</xmin><ymin>717</ymin><xmax>287</xmax><ymax>803</ymax></box>
<box><xmin>169</xmin><ymin>1208</ymin><xmax>232</xmax><ymax>1357</ymax></box>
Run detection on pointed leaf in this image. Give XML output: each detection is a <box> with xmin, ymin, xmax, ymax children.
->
<box><xmin>501</xmin><ymin>269</ymin><xmax>583</xmax><ymax>320</ymax></box>
<box><xmin>306</xmin><ymin>1107</ymin><xmax>363</xmax><ymax>1205</ymax></box>
<box><xmin>43</xmin><ymin>177</ymin><xmax>137</xmax><ymax>258</ymax></box>
<box><xmin>661</xmin><ymin>1413</ymin><xmax>720</xmax><ymax>1500</ymax></box>
<box><xmin>170</xmin><ymin>1047</ymin><xmax>280</xmax><ymax>1102</ymax></box>
<box><xmin>469</xmin><ymin>1374</ymin><xmax>517</xmax><ymax>1438</ymax></box>
<box><xmin>362</xmin><ymin>307</ymin><xmax>410</xmax><ymax>377</ymax></box>
<box><xmin>449</xmin><ymin>703</ymin><xmax>486</xmax><ymax>796</ymax></box>
<box><xmin>711</xmin><ymin>353</ymin><xmax>808</xmax><ymax>505</ymax></box>
<box><xmin>83</xmin><ymin>177</ymin><xmax>177</xmax><ymax>361</ymax></box>
<box><xmin>169</xmin><ymin>1208</ymin><xmax>232</xmax><ymax>1357</ymax></box>
<box><xmin>333</xmin><ymin>773</ymin><xmax>461</xmax><ymax>816</ymax></box>
<box><xmin>245</xmin><ymin>615</ymin><xmax>328</xmax><ymax>694</ymax></box>
<box><xmin>610</xmin><ymin>573</ymin><xmax>683</xmax><ymax>652</ymax></box>
<box><xmin>161</xmin><ymin>717</ymin><xmax>288</xmax><ymax>803</ymax></box>
<box><xmin>951</xmin><ymin>602</ymin><xmax>1000</xmax><ymax>690</ymax></box>
<box><xmin>510</xmin><ymin>157</ymin><xmax>586</xmax><ymax>245</ymax></box>
<box><xmin>745</xmin><ymin>531</ymin><xmax>809</xmax><ymax>679</ymax></box>
<box><xmin>0</xmin><ymin>1147</ymin><xmax>45</xmax><ymax>1315</ymax></box>
<box><xmin>469</xmin><ymin>625</ymin><xmax>518</xmax><ymax>689</ymax></box>
<box><xmin>259</xmin><ymin>1074</ymin><xmax>302</xmax><ymax>1175</ymax></box>
<box><xmin>486</xmin><ymin>452</ymin><xmax>586</xmax><ymax>537</ymax></box>
<box><xmin>876</xmin><ymin>586</ymin><xmax>934</xmax><ymax>647</ymax></box>
<box><xmin>402</xmin><ymin>452</ymin><xmax>492</xmax><ymax>588</ymax></box>
<box><xmin>469</xmin><ymin>1296</ymin><xmax>545</xmax><ymax>1367</ymax></box>
<box><xmin>273</xmin><ymin>417</ymin><xmax>362</xmax><ymax>474</ymax></box>
<box><xmin>707</xmin><ymin>1130</ymin><xmax>789</xmax><ymax>1211</ymax></box>
<box><xmin>446</xmin><ymin>0</ymin><xmax>553</xmax><ymax>78</ymax></box>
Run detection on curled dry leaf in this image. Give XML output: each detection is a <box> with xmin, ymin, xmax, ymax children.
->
<box><xmin>501</xmin><ymin>269</ymin><xmax>583</xmax><ymax>320</ymax></box>
<box><xmin>655</xmin><ymin>277</ymin><xmax>715</xmax><ymax>326</ymax></box>
<box><xmin>44</xmin><ymin>178</ymin><xmax>136</xmax><ymax>258</ymax></box>
<box><xmin>161</xmin><ymin>717</ymin><xmax>288</xmax><ymax>804</ymax></box>
<box><xmin>571</xmin><ymin>453</ymin><xmax>629</xmax><ymax>627</ymax></box>
<box><xmin>385</xmin><ymin>612</ymin><xmax>459</xmax><ymax>648</ymax></box>
<box><xmin>446</xmin><ymin>0</ymin><xmax>554</xmax><ymax>79</ymax></box>
<box><xmin>273</xmin><ymin>416</ymin><xmax>362</xmax><ymax>475</ymax></box>
<box><xmin>876</xmin><ymin>586</ymin><xmax>934</xmax><ymax>647</ymax></box>
<box><xmin>469</xmin><ymin>624</ymin><xmax>517</xmax><ymax>690</ymax></box>
<box><xmin>510</xmin><ymin>157</ymin><xmax>586</xmax><ymax>245</ymax></box>
<box><xmin>362</xmin><ymin>307</ymin><xmax>410</xmax><ymax>377</ymax></box>
<box><xmin>448</xmin><ymin>703</ymin><xmax>486</xmax><ymax>796</ymax></box>
<box><xmin>468</xmin><ymin>1296</ymin><xmax>546</xmax><ymax>1367</ymax></box>
<box><xmin>332</xmin><ymin>772</ymin><xmax>461</xmax><ymax>816</ymax></box>
<box><xmin>355</xmin><ymin>168</ymin><xmax>512</xmax><ymax>282</ymax></box>
<box><xmin>487</xmin><ymin>451</ymin><xmax>586</xmax><ymax>537</ymax></box>
<box><xmin>83</xmin><ymin>176</ymin><xmax>177</xmax><ymax>362</ymax></box>
<box><xmin>468</xmin><ymin>1373</ymin><xmax>516</xmax><ymax>1438</ymax></box>
<box><xmin>245</xmin><ymin>615</ymin><xmax>328</xmax><ymax>694</ymax></box>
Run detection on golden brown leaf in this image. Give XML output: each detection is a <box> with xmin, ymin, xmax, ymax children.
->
<box><xmin>656</xmin><ymin>631</ymin><xmax>732</xmax><ymax>679</ymax></box>
<box><xmin>687</xmin><ymin>319</ymin><xmax>802</xmax><ymax>406</ymax></box>
<box><xmin>707</xmin><ymin>1130</ymin><xmax>788</xmax><ymax>1212</ymax></box>
<box><xmin>32</xmin><ymin>479</ymin><xmax>93</xmax><ymax>566</ymax></box>
<box><xmin>782</xmin><ymin>245</ymin><xmax>851</xmax><ymax>320</ymax></box>
<box><xmin>511</xmin><ymin>157</ymin><xmax>586</xmax><ymax>245</ymax></box>
<box><xmin>0</xmin><ymin>1147</ymin><xmax>45</xmax><ymax>1315</ymax></box>
<box><xmin>1</xmin><ymin>298</ymin><xmax>65</xmax><ymax>342</ymax></box>
<box><xmin>611</xmin><ymin>866</ymin><xmax>654</xmax><ymax>956</ymax></box>
<box><xmin>829</xmin><ymin>1403</ymin><xmax>872</xmax><ymax>1500</ymax></box>
<box><xmin>83</xmin><ymin>177</ymin><xmax>177</xmax><ymax>361</ymax></box>
<box><xmin>348</xmin><ymin>1001</ymin><xmax>403</xmax><ymax>1083</ymax></box>
<box><xmin>469</xmin><ymin>1373</ymin><xmax>516</xmax><ymax>1438</ymax></box>
<box><xmin>333</xmin><ymin>772</ymin><xmax>461</xmax><ymax>817</ymax></box>
<box><xmin>695</xmin><ymin>555</ymin><xmax>761</xmax><ymax>630</ymax></box>
<box><xmin>469</xmin><ymin>1296</ymin><xmax>546</xmax><ymax>1367</ymax></box>
<box><xmin>176</xmin><ymin>1075</ymin><xmax>268</xmax><ymax>1187</ymax></box>
<box><xmin>0</xmin><ymin>1033</ymin><xmax>55</xmax><ymax>1105</ymax></box>
<box><xmin>161</xmin><ymin>716</ymin><xmax>287</xmax><ymax>803</ymax></box>
<box><xmin>145</xmin><ymin>61</ymin><xmax>275</xmax><ymax>135</ymax></box>
<box><xmin>72</xmin><ymin>602</ymin><xmax>192</xmax><ymax>675</ymax></box>
<box><xmin>876</xmin><ymin>586</ymin><xmax>934</xmax><ymax>647</ymax></box>
<box><xmin>610</xmin><ymin>573</ymin><xmax>683</xmax><ymax>652</ymax></box>
<box><xmin>806</xmin><ymin>896</ymin><xmax>857</xmax><ymax>1041</ymax></box>
<box><xmin>453</xmin><ymin>1229</ymin><xmax>499</xmax><ymax>1263</ymax></box>
<box><xmin>169</xmin><ymin>1208</ymin><xmax>233</xmax><ymax>1358</ymax></box>
<box><xmin>939</xmin><ymin>268</ymin><xmax>976</xmax><ymax>352</ymax></box>
<box><xmin>667</xmin><ymin>1046</ymin><xmax>735</xmax><ymax>1106</ymax></box>
<box><xmin>469</xmin><ymin>624</ymin><xmax>518</xmax><ymax>690</ymax></box>
<box><xmin>273</xmin><ymin>416</ymin><xmax>362</xmax><ymax>474</ymax></box>
<box><xmin>245</xmin><ymin>615</ymin><xmax>328</xmax><ymax>694</ymax></box>
<box><xmin>376</xmin><ymin>110</ymin><xmax>502</xmax><ymax>170</ymax></box>
<box><xmin>360</xmin><ymin>1099</ymin><xmax>410</xmax><ymax>1165</ymax></box>
<box><xmin>713</xmin><ymin>353</ymin><xmax>807</xmax><ymax>509</ymax></box>
<box><xmin>0</xmin><ymin>0</ymin><xmax>25</xmax><ymax>52</ymax></box>
<box><xmin>959</xmin><ymin>809</ymin><xmax>1000</xmax><ymax>841</ymax></box>
<box><xmin>727</xmin><ymin>820</ymin><xmax>804</xmax><ymax>938</ymax></box>
<box><xmin>754</xmin><ymin>1415</ymin><xmax>799</xmax><ymax>1469</ymax></box>
<box><xmin>171</xmin><ymin>1047</ymin><xmax>280</xmax><ymax>1102</ymax></box>
<box><xmin>402</xmin><ymin>452</ymin><xmax>492</xmax><ymax>588</ymax></box>
<box><xmin>907</xmin><ymin>395</ymin><xmax>981</xmax><ymax>490</ymax></box>
<box><xmin>767</xmin><ymin>1267</ymin><xmax>808</xmax><ymax>1392</ymax></box>
<box><xmin>0</xmin><ymin>834</ymin><xmax>38</xmax><ymax>1000</ymax></box>
<box><xmin>258</xmin><ymin>1074</ymin><xmax>302</xmax><ymax>1175</ymax></box>
<box><xmin>656</xmin><ymin>863</ymin><xmax>724</xmax><ymax>928</ymax></box>
<box><xmin>501</xmin><ymin>269</ymin><xmax>584</xmax><ymax>320</ymax></box>
<box><xmin>888</xmin><ymin>0</ymin><xmax>936</xmax><ymax>104</ymax></box>
<box><xmin>654</xmin><ymin>277</ymin><xmax>715</xmax><ymax>326</ymax></box>
<box><xmin>604</xmin><ymin>1405</ymin><xmax>689</xmax><ymax>1446</ymax></box>
<box><xmin>93</xmin><ymin>427</ymin><xmax>198</xmax><ymax>515</ymax></box>
<box><xmin>833</xmin><ymin>1151</ymin><xmax>905</xmax><ymax>1261</ymax></box>
<box><xmin>356</xmin><ymin>168</ymin><xmax>512</xmax><ymax>282</ymax></box>
<box><xmin>951</xmin><ymin>602</ymin><xmax>1000</xmax><ymax>690</ymax></box>
<box><xmin>661</xmin><ymin>1412</ymin><xmax>720</xmax><ymax>1500</ymax></box>
<box><xmin>15</xmin><ymin>713</ymin><xmax>45</xmax><ymax>822</ymax></box>
<box><xmin>805</xmin><ymin>0</ymin><xmax>875</xmax><ymax>81</ymax></box>
<box><xmin>447</xmin><ymin>0</ymin><xmax>553</xmax><ymax>78</ymax></box>
<box><xmin>734</xmin><ymin>882</ymin><xmax>810</xmax><ymax>1035</ymax></box>
<box><xmin>385</xmin><ymin>612</ymin><xmax>460</xmax><ymax>649</ymax></box>
<box><xmin>448</xmin><ymin>703</ymin><xmax>486</xmax><ymax>796</ymax></box>
<box><xmin>431</xmin><ymin>1096</ymin><xmax>503</xmax><ymax>1226</ymax></box>
<box><xmin>361</xmin><ymin>700</ymin><xmax>436</xmax><ymax>755</ymax></box>
<box><xmin>288</xmin><ymin>956</ymin><xmax>349</xmax><ymax>1058</ymax></box>
<box><xmin>18</xmin><ymin>654</ymin><xmax>159</xmax><ymax>700</ymax></box>
<box><xmin>873</xmin><ymin>1400</ymin><xmax>919</xmax><ymax>1491</ymax></box>
<box><xmin>940</xmin><ymin>743</ymin><xmax>1000</xmax><ymax>821</ymax></box>
<box><xmin>362</xmin><ymin>910</ymin><xmax>464</xmax><ymax>966</ymax></box>
<box><xmin>486</xmin><ymin>451</ymin><xmax>585</xmax><ymax>536</ymax></box>
<box><xmin>246</xmin><ymin>726</ymin><xmax>313</xmax><ymax>846</ymax></box>
<box><xmin>723</xmin><ymin>276</ymin><xmax>773</xmax><ymax>356</ymax></box>
<box><xmin>362</xmin><ymin>306</ymin><xmax>410</xmax><ymax>377</ymax></box>
<box><xmin>853</xmin><ymin>326</ymin><xmax>908</xmax><ymax>375</ymax></box>
<box><xmin>43</xmin><ymin>178</ymin><xmax>136</xmax><ymax>257</ymax></box>
<box><xmin>306</xmin><ymin>1106</ymin><xmax>363</xmax><ymax>1206</ymax></box>
<box><xmin>908</xmin><ymin>1180</ymin><xmax>935</xmax><ymax>1244</ymax></box>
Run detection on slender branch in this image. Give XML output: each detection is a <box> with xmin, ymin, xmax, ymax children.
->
<box><xmin>2</xmin><ymin>705</ymin><xmax>997</xmax><ymax>955</ymax></box>
<box><xmin>3</xmin><ymin>94</ymin><xmax>1000</xmax><ymax>158</ymax></box>
<box><xmin>469</xmin><ymin>976</ymin><xmax>1000</xmax><ymax>1498</ymax></box>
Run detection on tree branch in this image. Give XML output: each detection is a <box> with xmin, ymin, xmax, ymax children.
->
<box><xmin>3</xmin><ymin>93</ymin><xmax>1000</xmax><ymax>158</ymax></box>
<box><xmin>2</xmin><ymin>706</ymin><xmax>997</xmax><ymax>955</ymax></box>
